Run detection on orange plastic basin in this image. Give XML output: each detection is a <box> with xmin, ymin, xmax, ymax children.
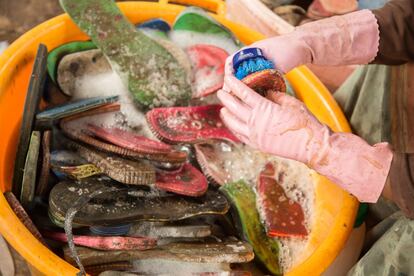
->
<box><xmin>0</xmin><ymin>1</ymin><xmax>357</xmax><ymax>275</ymax></box>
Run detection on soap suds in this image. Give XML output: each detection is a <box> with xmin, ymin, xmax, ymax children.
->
<box><xmin>204</xmin><ymin>142</ymin><xmax>315</xmax><ymax>272</ymax></box>
<box><xmin>132</xmin><ymin>259</ymin><xmax>230</xmax><ymax>275</ymax></box>
<box><xmin>70</xmin><ymin>70</ymin><xmax>154</xmax><ymax>138</ymax></box>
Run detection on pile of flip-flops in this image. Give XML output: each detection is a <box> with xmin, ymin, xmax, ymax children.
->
<box><xmin>9</xmin><ymin>1</ymin><xmax>313</xmax><ymax>275</ymax></box>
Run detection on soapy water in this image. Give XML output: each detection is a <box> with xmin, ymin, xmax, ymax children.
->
<box><xmin>67</xmin><ymin>70</ymin><xmax>313</xmax><ymax>274</ymax></box>
<box><xmin>192</xmin><ymin>66</ymin><xmax>224</xmax><ymax>98</ymax></box>
<box><xmin>63</xmin><ymin>33</ymin><xmax>312</xmax><ymax>274</ymax></box>
<box><xmin>216</xmin><ymin>142</ymin><xmax>315</xmax><ymax>272</ymax></box>
<box><xmin>70</xmin><ymin>70</ymin><xmax>155</xmax><ymax>138</ymax></box>
<box><xmin>133</xmin><ymin>55</ymin><xmax>191</xmax><ymax>109</ymax></box>
<box><xmin>279</xmin><ymin>236</ymin><xmax>310</xmax><ymax>271</ymax></box>
<box><xmin>128</xmin><ymin>221</ymin><xmax>211</xmax><ymax>239</ymax></box>
<box><xmin>0</xmin><ymin>41</ymin><xmax>8</xmax><ymax>55</ymax></box>
<box><xmin>190</xmin><ymin>93</ymin><xmax>222</xmax><ymax>106</ymax></box>
<box><xmin>132</xmin><ymin>259</ymin><xmax>231</xmax><ymax>275</ymax></box>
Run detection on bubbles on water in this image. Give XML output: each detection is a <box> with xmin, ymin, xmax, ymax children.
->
<box><xmin>132</xmin><ymin>259</ymin><xmax>230</xmax><ymax>275</ymax></box>
<box><xmin>70</xmin><ymin>70</ymin><xmax>154</xmax><ymax>138</ymax></box>
<box><xmin>213</xmin><ymin>142</ymin><xmax>315</xmax><ymax>272</ymax></box>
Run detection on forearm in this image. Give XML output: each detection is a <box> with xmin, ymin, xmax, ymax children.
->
<box><xmin>295</xmin><ymin>9</ymin><xmax>379</xmax><ymax>66</ymax></box>
<box><xmin>250</xmin><ymin>0</ymin><xmax>414</xmax><ymax>73</ymax></box>
<box><xmin>311</xmin><ymin>132</ymin><xmax>393</xmax><ymax>203</ymax></box>
<box><xmin>249</xmin><ymin>9</ymin><xmax>379</xmax><ymax>73</ymax></box>
<box><xmin>296</xmin><ymin>0</ymin><xmax>414</xmax><ymax>66</ymax></box>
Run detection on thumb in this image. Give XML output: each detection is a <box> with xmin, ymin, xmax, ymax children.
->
<box><xmin>224</xmin><ymin>55</ymin><xmax>234</xmax><ymax>76</ymax></box>
<box><xmin>271</xmin><ymin>92</ymin><xmax>303</xmax><ymax>107</ymax></box>
<box><xmin>222</xmin><ymin>56</ymin><xmax>235</xmax><ymax>92</ymax></box>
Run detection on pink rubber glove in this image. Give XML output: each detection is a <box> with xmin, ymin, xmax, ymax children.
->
<box><xmin>217</xmin><ymin>77</ymin><xmax>393</xmax><ymax>203</ymax></box>
<box><xmin>245</xmin><ymin>9</ymin><xmax>379</xmax><ymax>73</ymax></box>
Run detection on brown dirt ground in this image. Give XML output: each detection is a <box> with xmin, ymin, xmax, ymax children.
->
<box><xmin>0</xmin><ymin>0</ymin><xmax>62</xmax><ymax>43</ymax></box>
<box><xmin>0</xmin><ymin>0</ymin><xmax>155</xmax><ymax>43</ymax></box>
<box><xmin>0</xmin><ymin>0</ymin><xmax>309</xmax><ymax>44</ymax></box>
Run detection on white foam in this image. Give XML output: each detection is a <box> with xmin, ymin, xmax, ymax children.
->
<box><xmin>0</xmin><ymin>41</ymin><xmax>8</xmax><ymax>55</ymax></box>
<box><xmin>265</xmin><ymin>158</ymin><xmax>315</xmax><ymax>272</ymax></box>
<box><xmin>217</xmin><ymin>142</ymin><xmax>268</xmax><ymax>184</ymax></box>
<box><xmin>190</xmin><ymin>93</ymin><xmax>221</xmax><ymax>106</ymax></box>
<box><xmin>278</xmin><ymin>236</ymin><xmax>309</xmax><ymax>271</ymax></box>
<box><xmin>129</xmin><ymin>222</ymin><xmax>211</xmax><ymax>239</ymax></box>
<box><xmin>226</xmin><ymin>243</ymin><xmax>247</xmax><ymax>253</ymax></box>
<box><xmin>70</xmin><ymin>71</ymin><xmax>154</xmax><ymax>138</ymax></box>
<box><xmin>192</xmin><ymin>66</ymin><xmax>223</xmax><ymax>98</ymax></box>
<box><xmin>216</xmin><ymin>142</ymin><xmax>315</xmax><ymax>272</ymax></box>
<box><xmin>131</xmin><ymin>55</ymin><xmax>190</xmax><ymax>109</ymax></box>
<box><xmin>132</xmin><ymin>259</ymin><xmax>230</xmax><ymax>275</ymax></box>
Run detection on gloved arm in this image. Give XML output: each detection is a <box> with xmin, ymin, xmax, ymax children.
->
<box><xmin>248</xmin><ymin>9</ymin><xmax>379</xmax><ymax>73</ymax></box>
<box><xmin>252</xmin><ymin>0</ymin><xmax>414</xmax><ymax>70</ymax></box>
<box><xmin>218</xmin><ymin>77</ymin><xmax>393</xmax><ymax>203</ymax></box>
